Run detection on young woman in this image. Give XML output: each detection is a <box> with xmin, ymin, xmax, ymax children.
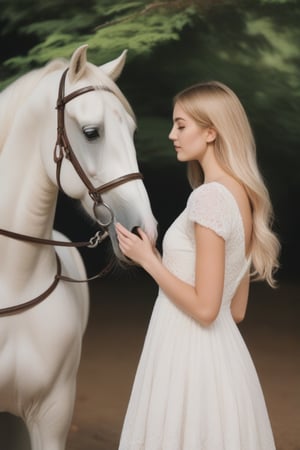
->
<box><xmin>116</xmin><ymin>81</ymin><xmax>280</xmax><ymax>450</ymax></box>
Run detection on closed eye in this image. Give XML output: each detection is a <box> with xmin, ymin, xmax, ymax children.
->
<box><xmin>82</xmin><ymin>126</ymin><xmax>99</xmax><ymax>140</ymax></box>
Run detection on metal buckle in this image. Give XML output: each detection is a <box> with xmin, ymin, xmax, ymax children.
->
<box><xmin>88</xmin><ymin>230</ymin><xmax>109</xmax><ymax>248</ymax></box>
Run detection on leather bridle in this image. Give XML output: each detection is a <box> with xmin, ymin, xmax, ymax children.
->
<box><xmin>54</xmin><ymin>68</ymin><xmax>143</xmax><ymax>227</ymax></box>
<box><xmin>0</xmin><ymin>68</ymin><xmax>143</xmax><ymax>315</ymax></box>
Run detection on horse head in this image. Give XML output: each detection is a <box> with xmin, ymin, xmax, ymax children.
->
<box><xmin>45</xmin><ymin>45</ymin><xmax>157</xmax><ymax>261</ymax></box>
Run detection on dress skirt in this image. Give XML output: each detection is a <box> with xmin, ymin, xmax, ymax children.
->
<box><xmin>118</xmin><ymin>294</ymin><xmax>276</xmax><ymax>450</ymax></box>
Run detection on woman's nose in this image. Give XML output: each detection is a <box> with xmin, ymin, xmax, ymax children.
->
<box><xmin>168</xmin><ymin>126</ymin><xmax>175</xmax><ymax>140</ymax></box>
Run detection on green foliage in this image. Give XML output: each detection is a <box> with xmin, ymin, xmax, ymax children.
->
<box><xmin>0</xmin><ymin>0</ymin><xmax>198</xmax><ymax>82</ymax></box>
<box><xmin>1</xmin><ymin>0</ymin><xmax>298</xmax><ymax>175</ymax></box>
<box><xmin>113</xmin><ymin>0</ymin><xmax>299</xmax><ymax>200</ymax></box>
<box><xmin>260</xmin><ymin>0</ymin><xmax>294</xmax><ymax>3</ymax></box>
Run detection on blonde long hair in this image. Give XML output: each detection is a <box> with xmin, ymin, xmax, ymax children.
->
<box><xmin>174</xmin><ymin>81</ymin><xmax>280</xmax><ymax>287</ymax></box>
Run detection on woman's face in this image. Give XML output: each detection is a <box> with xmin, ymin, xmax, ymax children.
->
<box><xmin>169</xmin><ymin>102</ymin><xmax>211</xmax><ymax>163</ymax></box>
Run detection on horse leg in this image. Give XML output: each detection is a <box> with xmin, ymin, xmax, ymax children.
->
<box><xmin>26</xmin><ymin>379</ymin><xmax>76</xmax><ymax>450</ymax></box>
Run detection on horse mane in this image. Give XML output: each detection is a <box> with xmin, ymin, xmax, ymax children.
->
<box><xmin>0</xmin><ymin>59</ymin><xmax>68</xmax><ymax>154</ymax></box>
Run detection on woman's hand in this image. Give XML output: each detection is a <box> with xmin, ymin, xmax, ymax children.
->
<box><xmin>115</xmin><ymin>222</ymin><xmax>159</xmax><ymax>267</ymax></box>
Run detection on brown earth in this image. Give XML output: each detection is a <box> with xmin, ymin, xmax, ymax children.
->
<box><xmin>1</xmin><ymin>273</ymin><xmax>299</xmax><ymax>450</ymax></box>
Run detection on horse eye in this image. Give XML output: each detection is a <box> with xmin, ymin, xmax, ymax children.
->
<box><xmin>82</xmin><ymin>126</ymin><xmax>99</xmax><ymax>141</ymax></box>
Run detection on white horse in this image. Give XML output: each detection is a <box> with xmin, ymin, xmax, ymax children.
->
<box><xmin>0</xmin><ymin>45</ymin><xmax>157</xmax><ymax>449</ymax></box>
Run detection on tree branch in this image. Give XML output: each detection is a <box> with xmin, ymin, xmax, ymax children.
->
<box><xmin>94</xmin><ymin>1</ymin><xmax>197</xmax><ymax>31</ymax></box>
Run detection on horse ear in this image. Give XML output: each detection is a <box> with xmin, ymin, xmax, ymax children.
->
<box><xmin>100</xmin><ymin>50</ymin><xmax>127</xmax><ymax>81</ymax></box>
<box><xmin>68</xmin><ymin>45</ymin><xmax>88</xmax><ymax>82</ymax></box>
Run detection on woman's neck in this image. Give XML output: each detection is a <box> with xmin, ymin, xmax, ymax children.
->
<box><xmin>200</xmin><ymin>144</ymin><xmax>227</xmax><ymax>183</ymax></box>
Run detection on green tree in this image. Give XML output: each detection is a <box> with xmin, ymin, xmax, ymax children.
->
<box><xmin>0</xmin><ymin>0</ymin><xmax>203</xmax><ymax>85</ymax></box>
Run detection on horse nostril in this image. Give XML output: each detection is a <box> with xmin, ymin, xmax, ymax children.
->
<box><xmin>131</xmin><ymin>226</ymin><xmax>142</xmax><ymax>239</ymax></box>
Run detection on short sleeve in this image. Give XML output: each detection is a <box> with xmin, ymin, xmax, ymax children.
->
<box><xmin>187</xmin><ymin>183</ymin><xmax>233</xmax><ymax>240</ymax></box>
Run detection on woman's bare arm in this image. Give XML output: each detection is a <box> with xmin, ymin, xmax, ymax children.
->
<box><xmin>115</xmin><ymin>222</ymin><xmax>225</xmax><ymax>326</ymax></box>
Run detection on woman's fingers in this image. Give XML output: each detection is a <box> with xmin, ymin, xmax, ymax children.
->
<box><xmin>135</xmin><ymin>227</ymin><xmax>147</xmax><ymax>240</ymax></box>
<box><xmin>115</xmin><ymin>223</ymin><xmax>158</xmax><ymax>268</ymax></box>
<box><xmin>115</xmin><ymin>223</ymin><xmax>138</xmax><ymax>253</ymax></box>
<box><xmin>116</xmin><ymin>223</ymin><xmax>146</xmax><ymax>243</ymax></box>
<box><xmin>115</xmin><ymin>223</ymin><xmax>148</xmax><ymax>260</ymax></box>
<box><xmin>115</xmin><ymin>222</ymin><xmax>131</xmax><ymax>237</ymax></box>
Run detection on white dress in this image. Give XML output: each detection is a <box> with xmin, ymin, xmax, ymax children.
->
<box><xmin>118</xmin><ymin>182</ymin><xmax>276</xmax><ymax>450</ymax></box>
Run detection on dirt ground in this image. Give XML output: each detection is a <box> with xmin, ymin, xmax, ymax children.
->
<box><xmin>1</xmin><ymin>272</ymin><xmax>299</xmax><ymax>450</ymax></box>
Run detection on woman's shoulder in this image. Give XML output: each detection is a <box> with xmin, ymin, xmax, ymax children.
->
<box><xmin>189</xmin><ymin>178</ymin><xmax>250</xmax><ymax>211</ymax></box>
<box><xmin>188</xmin><ymin>181</ymin><xmax>235</xmax><ymax>206</ymax></box>
<box><xmin>187</xmin><ymin>179</ymin><xmax>252</xmax><ymax>248</ymax></box>
<box><xmin>187</xmin><ymin>182</ymin><xmax>237</xmax><ymax>240</ymax></box>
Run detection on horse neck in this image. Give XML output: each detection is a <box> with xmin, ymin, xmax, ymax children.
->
<box><xmin>0</xmin><ymin>127</ymin><xmax>58</xmax><ymax>278</ymax></box>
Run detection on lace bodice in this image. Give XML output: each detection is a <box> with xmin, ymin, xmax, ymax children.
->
<box><xmin>162</xmin><ymin>182</ymin><xmax>250</xmax><ymax>307</ymax></box>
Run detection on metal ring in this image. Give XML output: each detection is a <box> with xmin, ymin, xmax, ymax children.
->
<box><xmin>93</xmin><ymin>202</ymin><xmax>114</xmax><ymax>228</ymax></box>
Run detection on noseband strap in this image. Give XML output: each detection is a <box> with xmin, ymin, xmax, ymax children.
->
<box><xmin>54</xmin><ymin>69</ymin><xmax>143</xmax><ymax>213</ymax></box>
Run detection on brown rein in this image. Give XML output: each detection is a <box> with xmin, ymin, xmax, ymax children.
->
<box><xmin>0</xmin><ymin>253</ymin><xmax>115</xmax><ymax>316</ymax></box>
<box><xmin>0</xmin><ymin>227</ymin><xmax>108</xmax><ymax>249</ymax></box>
<box><xmin>0</xmin><ymin>228</ymin><xmax>113</xmax><ymax>316</ymax></box>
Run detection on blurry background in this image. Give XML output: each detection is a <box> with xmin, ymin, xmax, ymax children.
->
<box><xmin>0</xmin><ymin>1</ymin><xmax>299</xmax><ymax>449</ymax></box>
<box><xmin>1</xmin><ymin>0</ymin><xmax>299</xmax><ymax>278</ymax></box>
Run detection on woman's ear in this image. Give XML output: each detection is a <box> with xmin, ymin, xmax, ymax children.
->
<box><xmin>206</xmin><ymin>127</ymin><xmax>217</xmax><ymax>143</ymax></box>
